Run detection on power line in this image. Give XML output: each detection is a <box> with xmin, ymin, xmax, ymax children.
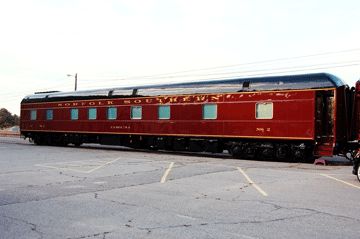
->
<box><xmin>138</xmin><ymin>62</ymin><xmax>360</xmax><ymax>86</ymax></box>
<box><xmin>1</xmin><ymin>51</ymin><xmax>360</xmax><ymax>100</ymax></box>
<box><xmin>75</xmin><ymin>60</ymin><xmax>360</xmax><ymax>86</ymax></box>
<box><xmin>2</xmin><ymin>59</ymin><xmax>358</xmax><ymax>100</ymax></box>
<box><xmin>79</xmin><ymin>47</ymin><xmax>360</xmax><ymax>82</ymax></box>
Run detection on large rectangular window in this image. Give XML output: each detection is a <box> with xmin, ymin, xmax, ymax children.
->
<box><xmin>107</xmin><ymin>107</ymin><xmax>117</xmax><ymax>120</ymax></box>
<box><xmin>158</xmin><ymin>105</ymin><xmax>170</xmax><ymax>119</ymax></box>
<box><xmin>71</xmin><ymin>108</ymin><xmax>79</xmax><ymax>120</ymax></box>
<box><xmin>202</xmin><ymin>104</ymin><xmax>217</xmax><ymax>119</ymax></box>
<box><xmin>46</xmin><ymin>109</ymin><xmax>53</xmax><ymax>120</ymax></box>
<box><xmin>256</xmin><ymin>102</ymin><xmax>273</xmax><ymax>119</ymax></box>
<box><xmin>30</xmin><ymin>110</ymin><xmax>37</xmax><ymax>120</ymax></box>
<box><xmin>88</xmin><ymin>108</ymin><xmax>97</xmax><ymax>120</ymax></box>
<box><xmin>131</xmin><ymin>106</ymin><xmax>142</xmax><ymax>119</ymax></box>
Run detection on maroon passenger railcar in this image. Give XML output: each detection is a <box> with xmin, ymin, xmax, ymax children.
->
<box><xmin>20</xmin><ymin>73</ymin><xmax>359</xmax><ymax>164</ymax></box>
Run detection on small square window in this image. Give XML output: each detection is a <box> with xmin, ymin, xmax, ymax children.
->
<box><xmin>256</xmin><ymin>102</ymin><xmax>273</xmax><ymax>119</ymax></box>
<box><xmin>30</xmin><ymin>110</ymin><xmax>37</xmax><ymax>120</ymax></box>
<box><xmin>202</xmin><ymin>104</ymin><xmax>217</xmax><ymax>119</ymax></box>
<box><xmin>88</xmin><ymin>108</ymin><xmax>97</xmax><ymax>120</ymax></box>
<box><xmin>46</xmin><ymin>109</ymin><xmax>53</xmax><ymax>120</ymax></box>
<box><xmin>71</xmin><ymin>108</ymin><xmax>79</xmax><ymax>120</ymax></box>
<box><xmin>158</xmin><ymin>105</ymin><xmax>170</xmax><ymax>119</ymax></box>
<box><xmin>107</xmin><ymin>107</ymin><xmax>117</xmax><ymax>120</ymax></box>
<box><xmin>131</xmin><ymin>106</ymin><xmax>142</xmax><ymax>119</ymax></box>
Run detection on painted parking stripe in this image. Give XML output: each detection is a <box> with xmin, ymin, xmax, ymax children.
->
<box><xmin>160</xmin><ymin>162</ymin><xmax>175</xmax><ymax>183</ymax></box>
<box><xmin>35</xmin><ymin>158</ymin><xmax>120</xmax><ymax>173</ymax></box>
<box><xmin>86</xmin><ymin>158</ymin><xmax>120</xmax><ymax>173</ymax></box>
<box><xmin>237</xmin><ymin>167</ymin><xmax>268</xmax><ymax>197</ymax></box>
<box><xmin>320</xmin><ymin>174</ymin><xmax>360</xmax><ymax>189</ymax></box>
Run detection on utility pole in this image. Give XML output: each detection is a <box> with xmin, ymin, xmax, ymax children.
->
<box><xmin>75</xmin><ymin>73</ymin><xmax>78</xmax><ymax>91</ymax></box>
<box><xmin>67</xmin><ymin>73</ymin><xmax>78</xmax><ymax>91</ymax></box>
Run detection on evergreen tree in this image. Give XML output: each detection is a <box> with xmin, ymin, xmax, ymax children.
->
<box><xmin>0</xmin><ymin>108</ymin><xmax>19</xmax><ymax>129</ymax></box>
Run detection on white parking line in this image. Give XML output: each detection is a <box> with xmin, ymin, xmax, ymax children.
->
<box><xmin>86</xmin><ymin>158</ymin><xmax>120</xmax><ymax>173</ymax></box>
<box><xmin>237</xmin><ymin>167</ymin><xmax>268</xmax><ymax>197</ymax></box>
<box><xmin>320</xmin><ymin>173</ymin><xmax>360</xmax><ymax>189</ymax></box>
<box><xmin>35</xmin><ymin>158</ymin><xmax>120</xmax><ymax>173</ymax></box>
<box><xmin>93</xmin><ymin>181</ymin><xmax>107</xmax><ymax>185</ymax></box>
<box><xmin>161</xmin><ymin>162</ymin><xmax>175</xmax><ymax>183</ymax></box>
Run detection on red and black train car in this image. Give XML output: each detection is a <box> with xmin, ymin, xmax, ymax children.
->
<box><xmin>20</xmin><ymin>73</ymin><xmax>360</xmax><ymax>165</ymax></box>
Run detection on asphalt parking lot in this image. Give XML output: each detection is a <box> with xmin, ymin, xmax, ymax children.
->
<box><xmin>0</xmin><ymin>136</ymin><xmax>359</xmax><ymax>239</ymax></box>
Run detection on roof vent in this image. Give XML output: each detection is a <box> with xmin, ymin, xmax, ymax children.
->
<box><xmin>34</xmin><ymin>91</ymin><xmax>60</xmax><ymax>94</ymax></box>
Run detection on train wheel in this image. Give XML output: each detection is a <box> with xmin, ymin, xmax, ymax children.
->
<box><xmin>229</xmin><ymin>145</ymin><xmax>242</xmax><ymax>158</ymax></box>
<box><xmin>33</xmin><ymin>135</ymin><xmax>45</xmax><ymax>145</ymax></box>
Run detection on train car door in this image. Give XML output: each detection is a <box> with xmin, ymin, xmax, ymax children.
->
<box><xmin>314</xmin><ymin>90</ymin><xmax>335</xmax><ymax>156</ymax></box>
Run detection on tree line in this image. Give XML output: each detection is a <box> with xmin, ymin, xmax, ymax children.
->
<box><xmin>0</xmin><ymin>108</ymin><xmax>19</xmax><ymax>129</ymax></box>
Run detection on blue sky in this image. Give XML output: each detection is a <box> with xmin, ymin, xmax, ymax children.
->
<box><xmin>1</xmin><ymin>0</ymin><xmax>359</xmax><ymax>114</ymax></box>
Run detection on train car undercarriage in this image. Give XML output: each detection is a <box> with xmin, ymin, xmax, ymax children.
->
<box><xmin>23</xmin><ymin>132</ymin><xmax>314</xmax><ymax>162</ymax></box>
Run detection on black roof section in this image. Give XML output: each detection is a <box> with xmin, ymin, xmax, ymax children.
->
<box><xmin>22</xmin><ymin>73</ymin><xmax>345</xmax><ymax>103</ymax></box>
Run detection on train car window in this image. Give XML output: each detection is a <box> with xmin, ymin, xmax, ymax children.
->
<box><xmin>202</xmin><ymin>104</ymin><xmax>217</xmax><ymax>119</ymax></box>
<box><xmin>107</xmin><ymin>107</ymin><xmax>117</xmax><ymax>120</ymax></box>
<box><xmin>88</xmin><ymin>108</ymin><xmax>97</xmax><ymax>120</ymax></box>
<box><xmin>131</xmin><ymin>106</ymin><xmax>142</xmax><ymax>119</ymax></box>
<box><xmin>158</xmin><ymin>105</ymin><xmax>170</xmax><ymax>119</ymax></box>
<box><xmin>71</xmin><ymin>108</ymin><xmax>79</xmax><ymax>120</ymax></box>
<box><xmin>30</xmin><ymin>110</ymin><xmax>37</xmax><ymax>120</ymax></box>
<box><xmin>46</xmin><ymin>109</ymin><xmax>53</xmax><ymax>120</ymax></box>
<box><xmin>256</xmin><ymin>102</ymin><xmax>273</xmax><ymax>119</ymax></box>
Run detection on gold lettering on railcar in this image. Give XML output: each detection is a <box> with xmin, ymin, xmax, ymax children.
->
<box><xmin>181</xmin><ymin>96</ymin><xmax>191</xmax><ymax>102</ymax></box>
<box><xmin>156</xmin><ymin>94</ymin><xmax>224</xmax><ymax>104</ymax></box>
<box><xmin>57</xmin><ymin>100</ymin><xmax>115</xmax><ymax>107</ymax></box>
<box><xmin>195</xmin><ymin>95</ymin><xmax>206</xmax><ymax>102</ymax></box>
<box><xmin>156</xmin><ymin>97</ymin><xmax>165</xmax><ymax>104</ymax></box>
<box><xmin>210</xmin><ymin>94</ymin><xmax>222</xmax><ymax>102</ymax></box>
<box><xmin>256</xmin><ymin>128</ymin><xmax>265</xmax><ymax>133</ymax></box>
<box><xmin>169</xmin><ymin>97</ymin><xmax>178</xmax><ymax>103</ymax></box>
<box><xmin>55</xmin><ymin>94</ymin><xmax>223</xmax><ymax>107</ymax></box>
<box><xmin>156</xmin><ymin>97</ymin><xmax>178</xmax><ymax>104</ymax></box>
<box><xmin>110</xmin><ymin>125</ymin><xmax>131</xmax><ymax>130</ymax></box>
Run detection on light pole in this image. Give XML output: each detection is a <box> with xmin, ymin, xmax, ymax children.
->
<box><xmin>67</xmin><ymin>73</ymin><xmax>78</xmax><ymax>91</ymax></box>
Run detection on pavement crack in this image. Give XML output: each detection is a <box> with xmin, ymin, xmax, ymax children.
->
<box><xmin>59</xmin><ymin>171</ymin><xmax>88</xmax><ymax>180</ymax></box>
<box><xmin>165</xmin><ymin>168</ymin><xmax>238</xmax><ymax>183</ymax></box>
<box><xmin>135</xmin><ymin>212</ymin><xmax>317</xmax><ymax>233</ymax></box>
<box><xmin>94</xmin><ymin>194</ymin><xmax>139</xmax><ymax>207</ymax></box>
<box><xmin>66</xmin><ymin>231</ymin><xmax>112</xmax><ymax>239</ymax></box>
<box><xmin>0</xmin><ymin>214</ymin><xmax>44</xmax><ymax>239</ymax></box>
<box><xmin>216</xmin><ymin>212</ymin><xmax>319</xmax><ymax>225</ymax></box>
<box><xmin>255</xmin><ymin>200</ymin><xmax>360</xmax><ymax>222</ymax></box>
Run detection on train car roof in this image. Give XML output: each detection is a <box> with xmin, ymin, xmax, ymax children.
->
<box><xmin>22</xmin><ymin>72</ymin><xmax>345</xmax><ymax>103</ymax></box>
